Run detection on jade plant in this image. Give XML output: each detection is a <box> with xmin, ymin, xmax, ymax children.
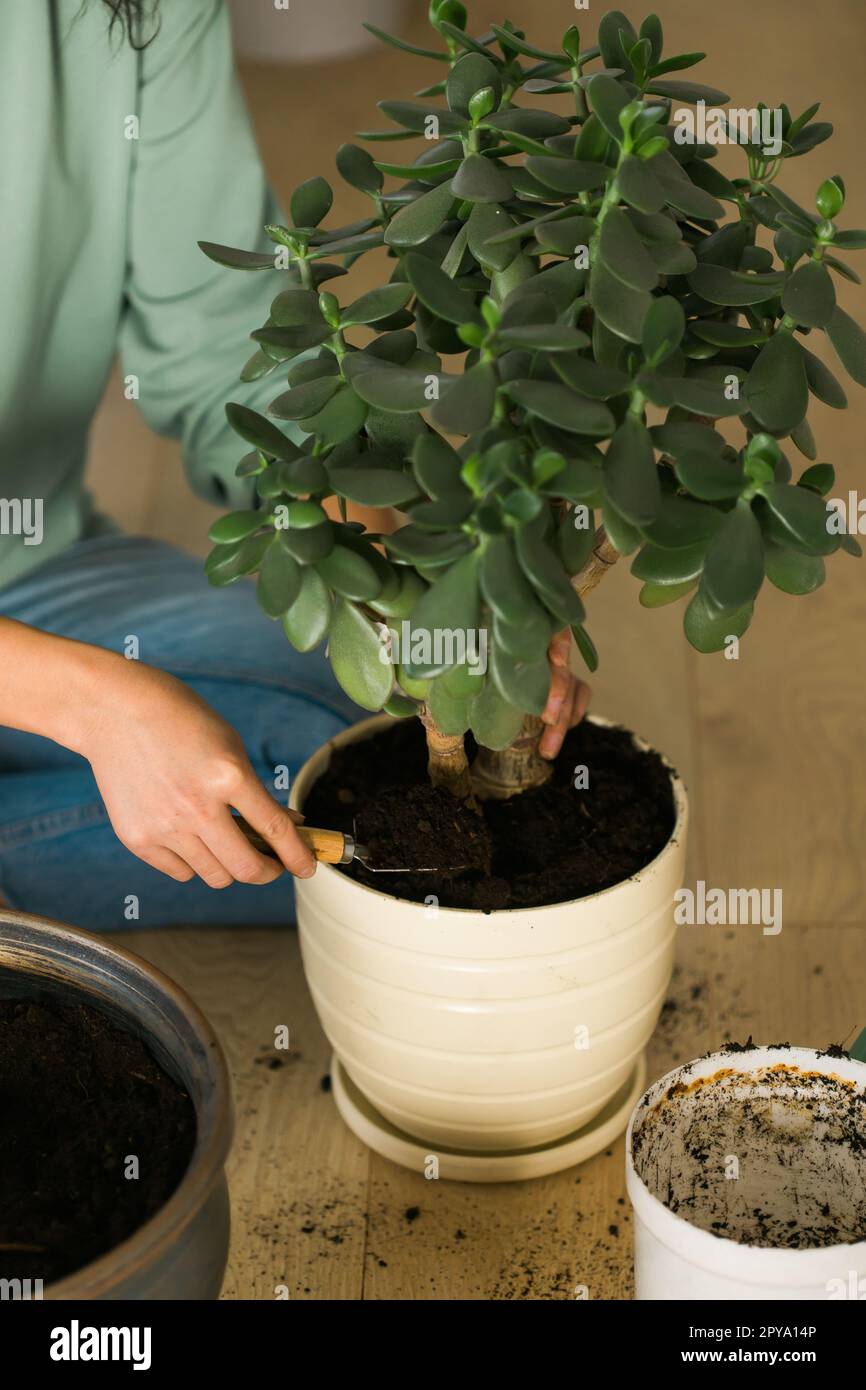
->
<box><xmin>200</xmin><ymin>3</ymin><xmax>863</xmax><ymax>802</ymax></box>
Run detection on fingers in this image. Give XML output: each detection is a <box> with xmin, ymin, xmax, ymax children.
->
<box><xmin>232</xmin><ymin>782</ymin><xmax>317</xmax><ymax>879</ymax></box>
<box><xmin>137</xmin><ymin>846</ymin><xmax>196</xmax><ymax>883</ymax></box>
<box><xmin>539</xmin><ymin>678</ymin><xmax>592</xmax><ymax>760</ymax></box>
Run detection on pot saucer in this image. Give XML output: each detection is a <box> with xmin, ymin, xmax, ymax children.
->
<box><xmin>330</xmin><ymin>1053</ymin><xmax>646</xmax><ymax>1183</ymax></box>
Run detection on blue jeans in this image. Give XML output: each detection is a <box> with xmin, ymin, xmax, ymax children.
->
<box><xmin>0</xmin><ymin>536</ymin><xmax>360</xmax><ymax>930</ymax></box>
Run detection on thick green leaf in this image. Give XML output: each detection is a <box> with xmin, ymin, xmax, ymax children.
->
<box><xmin>598</xmin><ymin>9</ymin><xmax>638</xmax><ymax>75</ymax></box>
<box><xmin>826</xmin><ymin>306</ymin><xmax>866</xmax><ymax>387</ymax></box>
<box><xmin>604</xmin><ymin>417</ymin><xmax>660</xmax><ymax>525</ymax></box>
<box><xmin>559</xmin><ymin>508</ymin><xmax>596</xmax><ymax>574</ymax></box>
<box><xmin>316</xmin><ymin>543</ymin><xmax>382</xmax><ymax>601</ymax></box>
<box><xmin>764</xmin><ymin>542</ymin><xmax>825</xmax><ymax>596</ymax></box>
<box><xmin>599</xmin><ymin>207</ymin><xmax>659</xmax><ymax>292</ymax></box>
<box><xmin>469</xmin><ymin>678</ymin><xmax>525</xmax><ymax>750</ymax></box>
<box><xmin>643</xmin><ymin>496</ymin><xmax>724</xmax><ymax>548</ymax></box>
<box><xmin>498</xmin><ymin>324</ymin><xmax>590</xmax><ymax>352</ymax></box>
<box><xmin>587</xmin><ymin>74</ymin><xmax>632</xmax><ymax>141</ymax></box>
<box><xmin>446</xmin><ymin>52</ymin><xmax>502</xmax><ymax>115</ymax></box>
<box><xmin>205</xmin><ymin>533</ymin><xmax>271</xmax><ymax>587</ymax></box>
<box><xmin>490</xmin><ymin>643</ymin><xmax>549</xmax><ymax>717</ymax></box>
<box><xmin>403</xmin><ymin>552</ymin><xmax>482</xmax><ymax>679</ymax></box>
<box><xmin>225</xmin><ymin>404</ymin><xmax>298</xmax><ymax>461</ymax></box>
<box><xmin>553</xmin><ymin>353</ymin><xmax>630</xmax><ymax>400</ymax></box>
<box><xmin>684</xmin><ymin>590</ymin><xmax>753</xmax><ymax>653</ymax></box>
<box><xmin>782</xmin><ymin>260</ymin><xmax>836</xmax><ymax>329</ymax></box>
<box><xmin>451</xmin><ymin>154</ymin><xmax>513</xmax><ymax>203</ymax></box>
<box><xmin>282</xmin><ymin>567</ymin><xmax>333</xmax><ymax>651</ymax></box>
<box><xmin>480</xmin><ymin>534</ymin><xmax>548</xmax><ymax>626</ymax></box>
<box><xmin>290</xmin><ymin>177</ymin><xmax>333</xmax><ymax>229</ymax></box>
<box><xmin>362</xmin><ymin>22</ymin><xmax>449</xmax><ymax>61</ymax></box>
<box><xmin>384</xmin><ymin>180</ymin><xmax>456</xmax><ymax>247</ymax></box>
<box><xmin>632</xmin><ymin>540</ymin><xmax>707</xmax><ymax>585</ymax></box>
<box><xmin>515</xmin><ymin>517</ymin><xmax>585</xmax><ymax>627</ymax></box>
<box><xmin>590</xmin><ymin>260</ymin><xmax>653</xmax><ymax>343</ymax></box>
<box><xmin>431</xmin><ymin>361</ymin><xmax>497</xmax><ymax>434</ymax></box>
<box><xmin>525</xmin><ymin>157</ymin><xmax>609</xmax><ymax>196</ymax></box>
<box><xmin>270</xmin><ymin>288</ymin><xmax>322</xmax><ymax>327</ymax></box>
<box><xmin>208</xmin><ymin>509</ymin><xmax>267</xmax><ymax>545</ymax></box>
<box><xmin>646</xmin><ymin>79</ymin><xmax>730</xmax><ymax>104</ymax></box>
<box><xmin>198</xmin><ymin>241</ymin><xmax>276</xmax><ymax>272</ymax></box>
<box><xmin>329</xmin><ymin>598</ymin><xmax>393</xmax><ymax>710</ymax></box>
<box><xmin>761</xmin><ymin>484</ymin><xmax>839</xmax><ymax>556</ymax></box>
<box><xmin>384</xmin><ymin>526</ymin><xmax>473</xmax><ymax>566</ymax></box>
<box><xmin>269</xmin><ymin>377</ymin><xmax>340</xmax><ymax>420</ymax></box>
<box><xmin>378</xmin><ymin>100</ymin><xmax>467</xmax><ymax>136</ymax></box>
<box><xmin>466</xmin><ymin>202</ymin><xmax>517</xmax><ymax>272</ymax></box>
<box><xmin>506</xmin><ymin>379</ymin><xmax>616</xmax><ymax>437</ymax></box>
<box><xmin>688</xmin><ymin>264</ymin><xmax>786</xmax><ymax>306</ymax></box>
<box><xmin>745</xmin><ymin>333</ymin><xmax>808</xmax><ymax>432</ymax></box>
<box><xmin>328</xmin><ymin>467</ymin><xmax>420</xmax><ymax>507</ymax></box>
<box><xmin>345</xmin><ymin>358</ymin><xmax>436</xmax><ymax>413</ymax></box>
<box><xmin>618</xmin><ymin>156</ymin><xmax>667</xmax><ymax>214</ymax></box>
<box><xmin>341</xmin><ymin>283</ymin><xmax>412</xmax><ymax>327</ymax></box>
<box><xmin>405</xmin><ymin>252</ymin><xmax>479</xmax><ymax>325</ymax></box>
<box><xmin>368</xmin><ymin>567</ymin><xmax>428</xmax><ymax>619</ymax></box>
<box><xmin>674</xmin><ymin>448</ymin><xmax>744</xmax><ymax>501</ymax></box>
<box><xmin>300</xmin><ymin>385</ymin><xmax>368</xmax><ymax>447</ymax></box>
<box><xmin>426</xmin><ymin>678</ymin><xmax>472</xmax><ymax>737</ymax></box>
<box><xmin>336</xmin><ymin>142</ymin><xmax>383</xmax><ymax>194</ymax></box>
<box><xmin>256</xmin><ymin>541</ymin><xmax>302</xmax><ymax>618</ymax></box>
<box><xmin>702</xmin><ymin>503</ymin><xmax>764</xmax><ymax>610</ymax></box>
<box><xmin>279</xmin><ymin>521</ymin><xmax>334</xmax><ymax>564</ymax></box>
<box><xmin>639</xmin><ymin>579</ymin><xmax>696</xmax><ymax>608</ymax></box>
<box><xmin>642</xmin><ymin>296</ymin><xmax>686</xmax><ymax>364</ymax></box>
<box><xmin>798</xmin><ymin>463</ymin><xmax>835</xmax><ymax>495</ymax></box>
<box><xmin>802</xmin><ymin>347</ymin><xmax>848</xmax><ymax>409</ymax></box>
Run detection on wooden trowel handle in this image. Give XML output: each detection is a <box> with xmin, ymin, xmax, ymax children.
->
<box><xmin>236</xmin><ymin>816</ymin><xmax>351</xmax><ymax>865</ymax></box>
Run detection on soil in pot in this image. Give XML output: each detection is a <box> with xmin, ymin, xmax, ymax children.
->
<box><xmin>304</xmin><ymin>717</ymin><xmax>676</xmax><ymax>910</ymax></box>
<box><xmin>632</xmin><ymin>1060</ymin><xmax>866</xmax><ymax>1249</ymax></box>
<box><xmin>0</xmin><ymin>997</ymin><xmax>196</xmax><ymax>1285</ymax></box>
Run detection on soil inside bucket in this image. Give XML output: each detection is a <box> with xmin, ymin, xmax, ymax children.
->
<box><xmin>0</xmin><ymin>997</ymin><xmax>196</xmax><ymax>1286</ymax></box>
<box><xmin>304</xmin><ymin>717</ymin><xmax>676</xmax><ymax>910</ymax></box>
<box><xmin>632</xmin><ymin>1061</ymin><xmax>866</xmax><ymax>1249</ymax></box>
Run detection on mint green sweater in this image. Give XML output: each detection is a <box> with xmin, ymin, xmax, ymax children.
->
<box><xmin>0</xmin><ymin>0</ymin><xmax>285</xmax><ymax>590</ymax></box>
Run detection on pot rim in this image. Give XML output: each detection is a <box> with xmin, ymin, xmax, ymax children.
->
<box><xmin>626</xmin><ymin>1045</ymin><xmax>866</xmax><ymax>1280</ymax></box>
<box><xmin>291</xmin><ymin>711</ymin><xmax>688</xmax><ymax>917</ymax></box>
<box><xmin>0</xmin><ymin>910</ymin><xmax>233</xmax><ymax>1299</ymax></box>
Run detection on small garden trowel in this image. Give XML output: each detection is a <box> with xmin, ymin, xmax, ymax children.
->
<box><xmin>235</xmin><ymin>817</ymin><xmax>450</xmax><ymax>874</ymax></box>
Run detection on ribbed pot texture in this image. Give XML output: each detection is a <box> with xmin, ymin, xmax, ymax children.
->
<box><xmin>293</xmin><ymin>714</ymin><xmax>688</xmax><ymax>1154</ymax></box>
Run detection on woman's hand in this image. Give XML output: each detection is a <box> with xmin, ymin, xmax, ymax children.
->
<box><xmin>538</xmin><ymin>629</ymin><xmax>591</xmax><ymax>760</ymax></box>
<box><xmin>79</xmin><ymin>660</ymin><xmax>314</xmax><ymax>888</ymax></box>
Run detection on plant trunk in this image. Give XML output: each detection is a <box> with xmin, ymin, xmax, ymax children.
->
<box><xmin>471</xmin><ymin>526</ymin><xmax>620</xmax><ymax>800</ymax></box>
<box><xmin>420</xmin><ymin>705</ymin><xmax>476</xmax><ymax>804</ymax></box>
<box><xmin>471</xmin><ymin>715</ymin><xmax>552</xmax><ymax>800</ymax></box>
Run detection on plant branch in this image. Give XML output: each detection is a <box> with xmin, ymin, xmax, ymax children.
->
<box><xmin>573</xmin><ymin>525</ymin><xmax>620</xmax><ymax>599</ymax></box>
<box><xmin>420</xmin><ymin>704</ymin><xmax>476</xmax><ymax>805</ymax></box>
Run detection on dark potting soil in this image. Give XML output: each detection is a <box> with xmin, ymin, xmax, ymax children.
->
<box><xmin>304</xmin><ymin>717</ymin><xmax>677</xmax><ymax>910</ymax></box>
<box><xmin>0</xmin><ymin>998</ymin><xmax>196</xmax><ymax>1286</ymax></box>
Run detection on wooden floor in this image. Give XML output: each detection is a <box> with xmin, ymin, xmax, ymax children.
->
<box><xmin>92</xmin><ymin>0</ymin><xmax>865</xmax><ymax>1299</ymax></box>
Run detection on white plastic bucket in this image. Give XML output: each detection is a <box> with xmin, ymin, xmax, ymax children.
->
<box><xmin>292</xmin><ymin>713</ymin><xmax>688</xmax><ymax>1154</ymax></box>
<box><xmin>627</xmin><ymin>1047</ymin><xmax>866</xmax><ymax>1300</ymax></box>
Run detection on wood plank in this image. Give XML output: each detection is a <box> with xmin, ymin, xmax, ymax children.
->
<box><xmin>115</xmin><ymin>927</ymin><xmax>369</xmax><ymax>1300</ymax></box>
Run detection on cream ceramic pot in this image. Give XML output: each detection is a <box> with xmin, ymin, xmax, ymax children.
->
<box><xmin>627</xmin><ymin>1047</ymin><xmax>866</xmax><ymax>1300</ymax></box>
<box><xmin>292</xmin><ymin>714</ymin><xmax>688</xmax><ymax>1154</ymax></box>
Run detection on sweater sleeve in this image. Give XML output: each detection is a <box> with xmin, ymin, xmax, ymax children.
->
<box><xmin>118</xmin><ymin>0</ymin><xmax>298</xmax><ymax>508</ymax></box>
